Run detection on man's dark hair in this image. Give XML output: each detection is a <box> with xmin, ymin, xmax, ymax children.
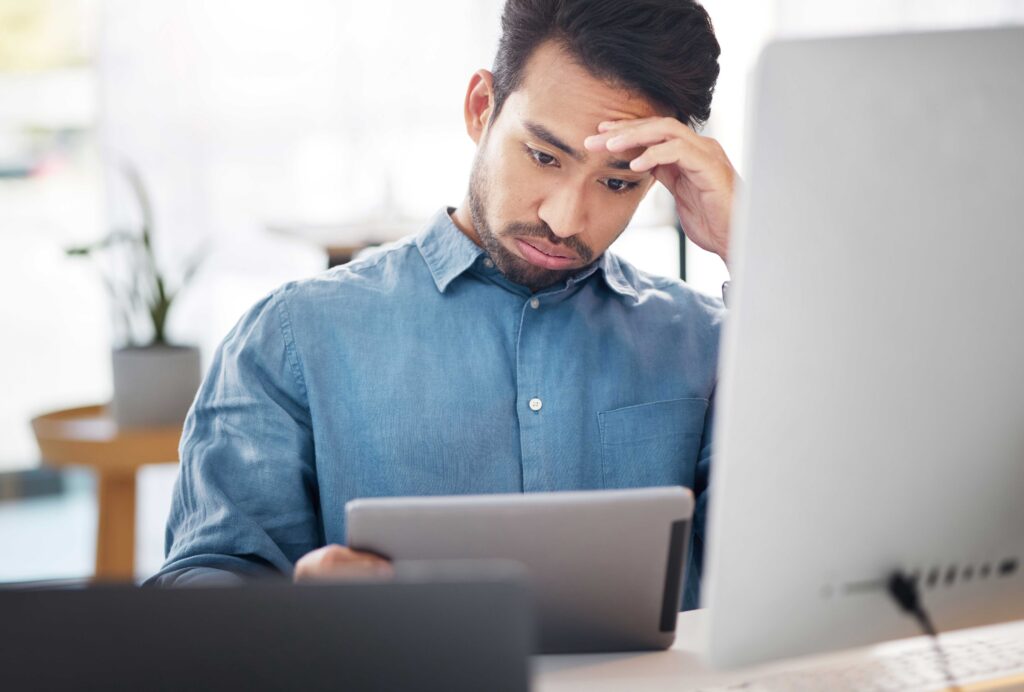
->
<box><xmin>491</xmin><ymin>0</ymin><xmax>720</xmax><ymax>129</ymax></box>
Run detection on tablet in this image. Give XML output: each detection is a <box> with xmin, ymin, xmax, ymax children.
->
<box><xmin>346</xmin><ymin>486</ymin><xmax>694</xmax><ymax>653</ymax></box>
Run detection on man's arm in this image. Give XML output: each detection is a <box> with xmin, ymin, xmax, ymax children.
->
<box><xmin>146</xmin><ymin>288</ymin><xmax>320</xmax><ymax>586</ymax></box>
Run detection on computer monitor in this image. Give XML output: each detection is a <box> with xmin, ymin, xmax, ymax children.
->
<box><xmin>704</xmin><ymin>26</ymin><xmax>1024</xmax><ymax>668</ymax></box>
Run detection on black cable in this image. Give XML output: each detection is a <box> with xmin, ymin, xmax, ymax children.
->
<box><xmin>887</xmin><ymin>571</ymin><xmax>962</xmax><ymax>692</ymax></box>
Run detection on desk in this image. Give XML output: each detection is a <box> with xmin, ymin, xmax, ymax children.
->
<box><xmin>535</xmin><ymin>610</ymin><xmax>1024</xmax><ymax>691</ymax></box>
<box><xmin>31</xmin><ymin>404</ymin><xmax>181</xmax><ymax>581</ymax></box>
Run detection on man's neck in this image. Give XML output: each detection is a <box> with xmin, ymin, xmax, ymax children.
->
<box><xmin>449</xmin><ymin>203</ymin><xmax>483</xmax><ymax>248</ymax></box>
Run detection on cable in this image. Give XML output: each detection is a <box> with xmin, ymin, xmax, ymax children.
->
<box><xmin>887</xmin><ymin>571</ymin><xmax>962</xmax><ymax>692</ymax></box>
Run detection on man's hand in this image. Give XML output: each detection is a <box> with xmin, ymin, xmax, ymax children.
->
<box><xmin>293</xmin><ymin>544</ymin><xmax>393</xmax><ymax>582</ymax></box>
<box><xmin>584</xmin><ymin>116</ymin><xmax>738</xmax><ymax>265</ymax></box>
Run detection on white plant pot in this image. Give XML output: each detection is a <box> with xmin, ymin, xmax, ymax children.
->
<box><xmin>111</xmin><ymin>345</ymin><xmax>201</xmax><ymax>428</ymax></box>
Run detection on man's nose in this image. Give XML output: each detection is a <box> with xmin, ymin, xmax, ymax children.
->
<box><xmin>538</xmin><ymin>184</ymin><xmax>589</xmax><ymax>240</ymax></box>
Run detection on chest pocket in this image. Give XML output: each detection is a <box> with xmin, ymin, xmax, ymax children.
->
<box><xmin>598</xmin><ymin>398</ymin><xmax>709</xmax><ymax>490</ymax></box>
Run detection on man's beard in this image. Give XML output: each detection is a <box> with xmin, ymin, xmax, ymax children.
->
<box><xmin>467</xmin><ymin>154</ymin><xmax>594</xmax><ymax>292</ymax></box>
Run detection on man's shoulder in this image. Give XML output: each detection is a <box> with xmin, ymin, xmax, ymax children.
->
<box><xmin>275</xmin><ymin>235</ymin><xmax>427</xmax><ymax>305</ymax></box>
<box><xmin>607</xmin><ymin>252</ymin><xmax>726</xmax><ymax>327</ymax></box>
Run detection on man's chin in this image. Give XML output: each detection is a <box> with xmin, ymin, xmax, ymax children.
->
<box><xmin>498</xmin><ymin>253</ymin><xmax>571</xmax><ymax>291</ymax></box>
<box><xmin>476</xmin><ymin>228</ymin><xmax>575</xmax><ymax>291</ymax></box>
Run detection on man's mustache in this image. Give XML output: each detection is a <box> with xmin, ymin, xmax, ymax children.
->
<box><xmin>502</xmin><ymin>221</ymin><xmax>594</xmax><ymax>263</ymax></box>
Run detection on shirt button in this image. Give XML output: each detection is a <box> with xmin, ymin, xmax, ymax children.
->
<box><xmin>484</xmin><ymin>258</ymin><xmax>494</xmax><ymax>268</ymax></box>
<box><xmin>528</xmin><ymin>397</ymin><xmax>543</xmax><ymax>412</ymax></box>
<box><xmin>529</xmin><ymin>297</ymin><xmax>540</xmax><ymax>309</ymax></box>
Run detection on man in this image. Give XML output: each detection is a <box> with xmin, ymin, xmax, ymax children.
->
<box><xmin>151</xmin><ymin>0</ymin><xmax>736</xmax><ymax>610</ymax></box>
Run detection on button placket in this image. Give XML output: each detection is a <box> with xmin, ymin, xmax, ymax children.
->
<box><xmin>517</xmin><ymin>288</ymin><xmax>549</xmax><ymax>491</ymax></box>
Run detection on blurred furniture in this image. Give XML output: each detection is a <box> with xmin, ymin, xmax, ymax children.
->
<box><xmin>325</xmin><ymin>243</ymin><xmax>372</xmax><ymax>268</ymax></box>
<box><xmin>31</xmin><ymin>404</ymin><xmax>181</xmax><ymax>581</ymax></box>
<box><xmin>267</xmin><ymin>213</ymin><xmax>423</xmax><ymax>268</ymax></box>
<box><xmin>0</xmin><ymin>467</ymin><xmax>64</xmax><ymax>500</ymax></box>
<box><xmin>267</xmin><ymin>221</ymin><xmax>376</xmax><ymax>268</ymax></box>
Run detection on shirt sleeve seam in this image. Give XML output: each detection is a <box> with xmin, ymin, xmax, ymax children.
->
<box><xmin>273</xmin><ymin>289</ymin><xmax>310</xmax><ymax>402</ymax></box>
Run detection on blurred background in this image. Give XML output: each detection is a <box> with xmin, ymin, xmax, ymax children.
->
<box><xmin>2</xmin><ymin>0</ymin><xmax>1022</xmax><ymax>584</ymax></box>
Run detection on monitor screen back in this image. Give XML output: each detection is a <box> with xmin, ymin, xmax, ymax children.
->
<box><xmin>705</xmin><ymin>27</ymin><xmax>1024</xmax><ymax>668</ymax></box>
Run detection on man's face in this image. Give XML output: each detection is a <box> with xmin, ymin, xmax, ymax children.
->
<box><xmin>466</xmin><ymin>41</ymin><xmax>662</xmax><ymax>291</ymax></box>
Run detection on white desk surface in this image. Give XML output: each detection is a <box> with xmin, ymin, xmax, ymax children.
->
<box><xmin>534</xmin><ymin>609</ymin><xmax>1024</xmax><ymax>691</ymax></box>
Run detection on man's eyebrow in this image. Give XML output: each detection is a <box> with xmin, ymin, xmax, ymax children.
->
<box><xmin>524</xmin><ymin>120</ymin><xmax>583</xmax><ymax>161</ymax></box>
<box><xmin>524</xmin><ymin>120</ymin><xmax>636</xmax><ymax>172</ymax></box>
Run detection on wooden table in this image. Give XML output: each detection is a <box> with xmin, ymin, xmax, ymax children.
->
<box><xmin>31</xmin><ymin>404</ymin><xmax>182</xmax><ymax>581</ymax></box>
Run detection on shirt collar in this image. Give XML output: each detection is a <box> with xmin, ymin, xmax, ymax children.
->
<box><xmin>415</xmin><ymin>206</ymin><xmax>639</xmax><ymax>302</ymax></box>
<box><xmin>594</xmin><ymin>252</ymin><xmax>640</xmax><ymax>302</ymax></box>
<box><xmin>415</xmin><ymin>207</ymin><xmax>485</xmax><ymax>293</ymax></box>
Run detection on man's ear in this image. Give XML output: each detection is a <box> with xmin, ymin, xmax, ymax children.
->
<box><xmin>464</xmin><ymin>69</ymin><xmax>496</xmax><ymax>145</ymax></box>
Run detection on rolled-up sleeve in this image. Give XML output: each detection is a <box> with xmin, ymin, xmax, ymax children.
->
<box><xmin>147</xmin><ymin>288</ymin><xmax>320</xmax><ymax>586</ymax></box>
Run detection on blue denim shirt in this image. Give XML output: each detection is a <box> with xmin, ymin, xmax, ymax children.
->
<box><xmin>151</xmin><ymin>207</ymin><xmax>724</xmax><ymax>610</ymax></box>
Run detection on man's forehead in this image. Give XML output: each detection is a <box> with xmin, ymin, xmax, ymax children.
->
<box><xmin>511</xmin><ymin>40</ymin><xmax>663</xmax><ymax>128</ymax></box>
<box><xmin>500</xmin><ymin>43</ymin><xmax>659</xmax><ymax>169</ymax></box>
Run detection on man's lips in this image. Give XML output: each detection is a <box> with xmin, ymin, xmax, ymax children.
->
<box><xmin>514</xmin><ymin>238</ymin><xmax>579</xmax><ymax>270</ymax></box>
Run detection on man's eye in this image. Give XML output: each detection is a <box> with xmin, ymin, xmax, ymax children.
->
<box><xmin>605</xmin><ymin>178</ymin><xmax>639</xmax><ymax>194</ymax></box>
<box><xmin>526</xmin><ymin>147</ymin><xmax>558</xmax><ymax>167</ymax></box>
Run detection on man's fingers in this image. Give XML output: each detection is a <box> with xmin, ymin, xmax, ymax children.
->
<box><xmin>591</xmin><ymin>117</ymin><xmax>702</xmax><ymax>149</ymax></box>
<box><xmin>652</xmin><ymin>162</ymin><xmax>682</xmax><ymax>191</ymax></box>
<box><xmin>316</xmin><ymin>561</ymin><xmax>394</xmax><ymax>580</ymax></box>
<box><xmin>627</xmin><ymin>139</ymin><xmax>716</xmax><ymax>176</ymax></box>
<box><xmin>596</xmin><ymin>116</ymin><xmax>660</xmax><ymax>132</ymax></box>
<box><xmin>294</xmin><ymin>544</ymin><xmax>393</xmax><ymax>582</ymax></box>
<box><xmin>584</xmin><ymin>128</ymin><xmax>663</xmax><ymax>152</ymax></box>
<box><xmin>587</xmin><ymin>119</ymin><xmax>674</xmax><ymax>151</ymax></box>
<box><xmin>585</xmin><ymin>121</ymin><xmax>714</xmax><ymax>172</ymax></box>
<box><xmin>321</xmin><ymin>545</ymin><xmax>388</xmax><ymax>565</ymax></box>
<box><xmin>320</xmin><ymin>546</ymin><xmax>391</xmax><ymax>569</ymax></box>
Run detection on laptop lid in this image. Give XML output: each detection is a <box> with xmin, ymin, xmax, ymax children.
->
<box><xmin>1</xmin><ymin>561</ymin><xmax>533</xmax><ymax>692</ymax></box>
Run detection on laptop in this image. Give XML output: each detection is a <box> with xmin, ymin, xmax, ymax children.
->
<box><xmin>0</xmin><ymin>562</ymin><xmax>533</xmax><ymax>692</ymax></box>
<box><xmin>347</xmin><ymin>486</ymin><xmax>694</xmax><ymax>653</ymax></box>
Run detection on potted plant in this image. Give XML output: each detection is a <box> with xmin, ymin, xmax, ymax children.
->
<box><xmin>67</xmin><ymin>164</ymin><xmax>205</xmax><ymax>427</ymax></box>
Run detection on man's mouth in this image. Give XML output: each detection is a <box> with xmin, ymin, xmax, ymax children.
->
<box><xmin>514</xmin><ymin>238</ymin><xmax>579</xmax><ymax>270</ymax></box>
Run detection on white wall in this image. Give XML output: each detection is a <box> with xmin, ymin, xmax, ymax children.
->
<box><xmin>3</xmin><ymin>0</ymin><xmax>1023</xmax><ymax>470</ymax></box>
